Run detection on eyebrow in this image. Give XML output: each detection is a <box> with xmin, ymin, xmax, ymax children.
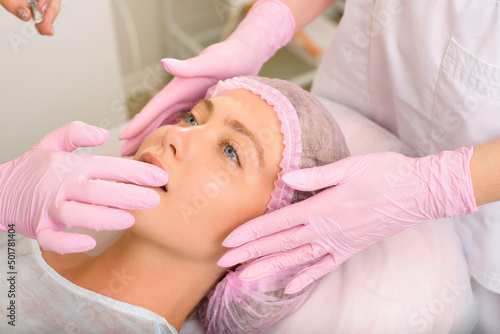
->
<box><xmin>195</xmin><ymin>99</ymin><xmax>265</xmax><ymax>167</ymax></box>
<box><xmin>199</xmin><ymin>99</ymin><xmax>214</xmax><ymax>113</ymax></box>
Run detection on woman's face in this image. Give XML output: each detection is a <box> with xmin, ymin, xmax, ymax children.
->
<box><xmin>130</xmin><ymin>89</ymin><xmax>284</xmax><ymax>263</ymax></box>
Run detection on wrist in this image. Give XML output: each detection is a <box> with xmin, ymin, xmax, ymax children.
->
<box><xmin>469</xmin><ymin>139</ymin><xmax>500</xmax><ymax>206</ymax></box>
<box><xmin>419</xmin><ymin>147</ymin><xmax>477</xmax><ymax>219</ymax></box>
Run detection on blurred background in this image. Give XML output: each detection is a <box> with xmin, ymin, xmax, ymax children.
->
<box><xmin>0</xmin><ymin>0</ymin><xmax>344</xmax><ymax>162</ymax></box>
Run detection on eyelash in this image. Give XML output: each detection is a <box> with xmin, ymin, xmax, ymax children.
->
<box><xmin>179</xmin><ymin>109</ymin><xmax>242</xmax><ymax>167</ymax></box>
<box><xmin>179</xmin><ymin>107</ymin><xmax>191</xmax><ymax>117</ymax></box>
<box><xmin>220</xmin><ymin>139</ymin><xmax>241</xmax><ymax>166</ymax></box>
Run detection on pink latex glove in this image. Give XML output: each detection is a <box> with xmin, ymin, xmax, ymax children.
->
<box><xmin>218</xmin><ymin>148</ymin><xmax>478</xmax><ymax>294</ymax></box>
<box><xmin>0</xmin><ymin>121</ymin><xmax>168</xmax><ymax>254</ymax></box>
<box><xmin>119</xmin><ymin>0</ymin><xmax>295</xmax><ymax>156</ymax></box>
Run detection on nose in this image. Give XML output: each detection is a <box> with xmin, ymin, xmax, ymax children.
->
<box><xmin>161</xmin><ymin>125</ymin><xmax>190</xmax><ymax>161</ymax></box>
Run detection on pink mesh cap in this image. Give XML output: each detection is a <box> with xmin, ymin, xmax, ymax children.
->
<box><xmin>198</xmin><ymin>76</ymin><xmax>349</xmax><ymax>334</ymax></box>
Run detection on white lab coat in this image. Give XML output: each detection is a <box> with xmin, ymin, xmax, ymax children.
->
<box><xmin>311</xmin><ymin>0</ymin><xmax>500</xmax><ymax>331</ymax></box>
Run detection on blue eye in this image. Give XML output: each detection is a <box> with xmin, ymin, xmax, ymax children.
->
<box><xmin>223</xmin><ymin>144</ymin><xmax>239</xmax><ymax>164</ymax></box>
<box><xmin>185</xmin><ymin>115</ymin><xmax>198</xmax><ymax>126</ymax></box>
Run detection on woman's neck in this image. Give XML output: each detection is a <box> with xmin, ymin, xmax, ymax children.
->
<box><xmin>44</xmin><ymin>230</ymin><xmax>226</xmax><ymax>331</ymax></box>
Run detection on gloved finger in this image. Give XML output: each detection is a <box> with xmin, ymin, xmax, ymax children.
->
<box><xmin>222</xmin><ymin>199</ymin><xmax>315</xmax><ymax>247</ymax></box>
<box><xmin>119</xmin><ymin>77</ymin><xmax>214</xmax><ymax>140</ymax></box>
<box><xmin>120</xmin><ymin>120</ymin><xmax>162</xmax><ymax>156</ymax></box>
<box><xmin>119</xmin><ymin>105</ymin><xmax>183</xmax><ymax>156</ymax></box>
<box><xmin>1</xmin><ymin>0</ymin><xmax>32</xmax><ymax>21</ymax></box>
<box><xmin>218</xmin><ymin>225</ymin><xmax>315</xmax><ymax>267</ymax></box>
<box><xmin>35</xmin><ymin>0</ymin><xmax>60</xmax><ymax>35</ymax></box>
<box><xmin>284</xmin><ymin>254</ymin><xmax>337</xmax><ymax>294</ymax></box>
<box><xmin>161</xmin><ymin>41</ymin><xmax>253</xmax><ymax>78</ymax></box>
<box><xmin>37</xmin><ymin>121</ymin><xmax>109</xmax><ymax>152</ymax></box>
<box><xmin>80</xmin><ymin>155</ymin><xmax>168</xmax><ymax>186</ymax></box>
<box><xmin>120</xmin><ymin>97</ymin><xmax>207</xmax><ymax>156</ymax></box>
<box><xmin>161</xmin><ymin>56</ymin><xmax>222</xmax><ymax>78</ymax></box>
<box><xmin>119</xmin><ymin>98</ymin><xmax>186</xmax><ymax>142</ymax></box>
<box><xmin>282</xmin><ymin>154</ymin><xmax>373</xmax><ymax>191</ymax></box>
<box><xmin>37</xmin><ymin>228</ymin><xmax>97</xmax><ymax>254</ymax></box>
<box><xmin>64</xmin><ymin>178</ymin><xmax>161</xmax><ymax>210</ymax></box>
<box><xmin>121</xmin><ymin>135</ymin><xmax>146</xmax><ymax>157</ymax></box>
<box><xmin>238</xmin><ymin>244</ymin><xmax>328</xmax><ymax>280</ymax></box>
<box><xmin>57</xmin><ymin>201</ymin><xmax>135</xmax><ymax>230</ymax></box>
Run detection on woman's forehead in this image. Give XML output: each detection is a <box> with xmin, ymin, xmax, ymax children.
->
<box><xmin>210</xmin><ymin>89</ymin><xmax>275</xmax><ymax>119</ymax></box>
<box><xmin>212</xmin><ymin>88</ymin><xmax>263</xmax><ymax>105</ymax></box>
<box><xmin>210</xmin><ymin>90</ymin><xmax>280</xmax><ymax>132</ymax></box>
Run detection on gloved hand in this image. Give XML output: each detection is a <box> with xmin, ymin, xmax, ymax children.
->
<box><xmin>0</xmin><ymin>0</ymin><xmax>60</xmax><ymax>35</ymax></box>
<box><xmin>218</xmin><ymin>148</ymin><xmax>478</xmax><ymax>294</ymax></box>
<box><xmin>0</xmin><ymin>121</ymin><xmax>169</xmax><ymax>254</ymax></box>
<box><xmin>119</xmin><ymin>0</ymin><xmax>295</xmax><ymax>156</ymax></box>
